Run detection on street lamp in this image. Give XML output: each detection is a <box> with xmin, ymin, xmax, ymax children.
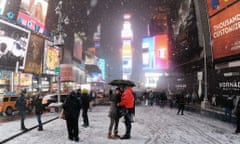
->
<box><xmin>54</xmin><ymin>0</ymin><xmax>69</xmax><ymax>104</ymax></box>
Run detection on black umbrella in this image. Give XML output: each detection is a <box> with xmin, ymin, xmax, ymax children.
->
<box><xmin>108</xmin><ymin>79</ymin><xmax>135</xmax><ymax>87</ymax></box>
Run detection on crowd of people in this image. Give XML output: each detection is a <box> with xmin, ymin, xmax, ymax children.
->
<box><xmin>14</xmin><ymin>86</ymin><xmax>240</xmax><ymax>142</ymax></box>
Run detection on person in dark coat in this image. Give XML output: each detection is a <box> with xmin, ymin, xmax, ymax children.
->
<box><xmin>34</xmin><ymin>93</ymin><xmax>44</xmax><ymax>131</ymax></box>
<box><xmin>15</xmin><ymin>89</ymin><xmax>28</xmax><ymax>131</ymax></box>
<box><xmin>63</xmin><ymin>91</ymin><xmax>81</xmax><ymax>141</ymax></box>
<box><xmin>177</xmin><ymin>92</ymin><xmax>185</xmax><ymax>115</ymax></box>
<box><xmin>234</xmin><ymin>98</ymin><xmax>240</xmax><ymax>134</ymax></box>
<box><xmin>224</xmin><ymin>96</ymin><xmax>234</xmax><ymax>122</ymax></box>
<box><xmin>108</xmin><ymin>87</ymin><xmax>122</xmax><ymax>139</ymax></box>
<box><xmin>81</xmin><ymin>88</ymin><xmax>90</xmax><ymax>127</ymax></box>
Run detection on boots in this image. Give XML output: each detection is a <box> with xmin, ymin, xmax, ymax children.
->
<box><xmin>108</xmin><ymin>132</ymin><xmax>113</xmax><ymax>139</ymax></box>
<box><xmin>114</xmin><ymin>131</ymin><xmax>120</xmax><ymax>138</ymax></box>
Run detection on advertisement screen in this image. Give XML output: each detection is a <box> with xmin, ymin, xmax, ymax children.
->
<box><xmin>43</xmin><ymin>40</ymin><xmax>59</xmax><ymax>74</ymax></box>
<box><xmin>17</xmin><ymin>0</ymin><xmax>48</xmax><ymax>33</ymax></box>
<box><xmin>0</xmin><ymin>19</ymin><xmax>30</xmax><ymax>70</ymax></box>
<box><xmin>0</xmin><ymin>0</ymin><xmax>20</xmax><ymax>21</ymax></box>
<box><xmin>142</xmin><ymin>37</ymin><xmax>154</xmax><ymax>70</ymax></box>
<box><xmin>24</xmin><ymin>33</ymin><xmax>44</xmax><ymax>74</ymax></box>
<box><xmin>209</xmin><ymin>2</ymin><xmax>240</xmax><ymax>60</ymax></box>
<box><xmin>154</xmin><ymin>35</ymin><xmax>169</xmax><ymax>70</ymax></box>
<box><xmin>206</xmin><ymin>0</ymin><xmax>237</xmax><ymax>16</ymax></box>
<box><xmin>73</xmin><ymin>33</ymin><xmax>83</xmax><ymax>62</ymax></box>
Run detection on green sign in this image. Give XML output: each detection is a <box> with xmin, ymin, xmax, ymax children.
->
<box><xmin>55</xmin><ymin>66</ymin><xmax>60</xmax><ymax>75</ymax></box>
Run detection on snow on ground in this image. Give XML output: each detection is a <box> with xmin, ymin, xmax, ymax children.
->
<box><xmin>0</xmin><ymin>106</ymin><xmax>240</xmax><ymax>144</ymax></box>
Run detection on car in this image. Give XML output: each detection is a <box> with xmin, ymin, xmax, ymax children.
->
<box><xmin>42</xmin><ymin>93</ymin><xmax>68</xmax><ymax>108</ymax></box>
<box><xmin>0</xmin><ymin>95</ymin><xmax>18</xmax><ymax>116</ymax></box>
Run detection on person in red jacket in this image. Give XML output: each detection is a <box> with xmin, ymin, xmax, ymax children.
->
<box><xmin>117</xmin><ymin>86</ymin><xmax>134</xmax><ymax>139</ymax></box>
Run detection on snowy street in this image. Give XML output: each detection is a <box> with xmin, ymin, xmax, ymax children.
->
<box><xmin>0</xmin><ymin>106</ymin><xmax>240</xmax><ymax>144</ymax></box>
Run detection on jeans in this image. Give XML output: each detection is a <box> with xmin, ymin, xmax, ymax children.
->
<box><xmin>36</xmin><ymin>114</ymin><xmax>42</xmax><ymax>129</ymax></box>
<box><xmin>19</xmin><ymin>111</ymin><xmax>26</xmax><ymax>129</ymax></box>
<box><xmin>224</xmin><ymin>108</ymin><xmax>232</xmax><ymax>122</ymax></box>
<box><xmin>124</xmin><ymin>109</ymin><xmax>132</xmax><ymax>136</ymax></box>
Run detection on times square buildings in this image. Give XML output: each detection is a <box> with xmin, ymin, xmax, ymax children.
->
<box><xmin>0</xmin><ymin>0</ymin><xmax>240</xmax><ymax>112</ymax></box>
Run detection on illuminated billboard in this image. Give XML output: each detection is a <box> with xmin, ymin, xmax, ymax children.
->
<box><xmin>17</xmin><ymin>0</ymin><xmax>49</xmax><ymax>33</ymax></box>
<box><xmin>24</xmin><ymin>33</ymin><xmax>44</xmax><ymax>74</ymax></box>
<box><xmin>141</xmin><ymin>35</ymin><xmax>169</xmax><ymax>70</ymax></box>
<box><xmin>142</xmin><ymin>37</ymin><xmax>154</xmax><ymax>70</ymax></box>
<box><xmin>206</xmin><ymin>0</ymin><xmax>237</xmax><ymax>17</ymax></box>
<box><xmin>73</xmin><ymin>33</ymin><xmax>83</xmax><ymax>62</ymax></box>
<box><xmin>0</xmin><ymin>19</ymin><xmax>31</xmax><ymax>70</ymax></box>
<box><xmin>0</xmin><ymin>0</ymin><xmax>7</xmax><ymax>15</ymax></box>
<box><xmin>209</xmin><ymin>1</ymin><xmax>240</xmax><ymax>60</ymax></box>
<box><xmin>154</xmin><ymin>35</ymin><xmax>169</xmax><ymax>69</ymax></box>
<box><xmin>43</xmin><ymin>40</ymin><xmax>59</xmax><ymax>74</ymax></box>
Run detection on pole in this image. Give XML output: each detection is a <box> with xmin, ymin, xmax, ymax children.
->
<box><xmin>201</xmin><ymin>35</ymin><xmax>208</xmax><ymax>109</ymax></box>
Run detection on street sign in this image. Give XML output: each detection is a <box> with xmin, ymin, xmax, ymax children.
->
<box><xmin>55</xmin><ymin>66</ymin><xmax>60</xmax><ymax>75</ymax></box>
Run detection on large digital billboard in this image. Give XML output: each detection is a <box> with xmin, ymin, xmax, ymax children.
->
<box><xmin>154</xmin><ymin>35</ymin><xmax>169</xmax><ymax>70</ymax></box>
<box><xmin>0</xmin><ymin>0</ymin><xmax>20</xmax><ymax>20</ymax></box>
<box><xmin>142</xmin><ymin>37</ymin><xmax>154</xmax><ymax>70</ymax></box>
<box><xmin>43</xmin><ymin>40</ymin><xmax>59</xmax><ymax>75</ymax></box>
<box><xmin>209</xmin><ymin>1</ymin><xmax>240</xmax><ymax>60</ymax></box>
<box><xmin>24</xmin><ymin>33</ymin><xmax>44</xmax><ymax>74</ymax></box>
<box><xmin>17</xmin><ymin>0</ymin><xmax>48</xmax><ymax>33</ymax></box>
<box><xmin>206</xmin><ymin>0</ymin><xmax>237</xmax><ymax>17</ymax></box>
<box><xmin>0</xmin><ymin>19</ymin><xmax>30</xmax><ymax>70</ymax></box>
<box><xmin>73</xmin><ymin>33</ymin><xmax>83</xmax><ymax>62</ymax></box>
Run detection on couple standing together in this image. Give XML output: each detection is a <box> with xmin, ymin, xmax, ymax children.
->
<box><xmin>108</xmin><ymin>86</ymin><xmax>135</xmax><ymax>140</ymax></box>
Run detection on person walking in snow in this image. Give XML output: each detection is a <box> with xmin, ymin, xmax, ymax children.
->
<box><xmin>34</xmin><ymin>93</ymin><xmax>44</xmax><ymax>131</ymax></box>
<box><xmin>15</xmin><ymin>89</ymin><xmax>28</xmax><ymax>131</ymax></box>
<box><xmin>63</xmin><ymin>91</ymin><xmax>81</xmax><ymax>141</ymax></box>
<box><xmin>108</xmin><ymin>87</ymin><xmax>122</xmax><ymax>139</ymax></box>
<box><xmin>81</xmin><ymin>88</ymin><xmax>90</xmax><ymax>127</ymax></box>
<box><xmin>117</xmin><ymin>86</ymin><xmax>135</xmax><ymax>139</ymax></box>
<box><xmin>177</xmin><ymin>91</ymin><xmax>185</xmax><ymax>115</ymax></box>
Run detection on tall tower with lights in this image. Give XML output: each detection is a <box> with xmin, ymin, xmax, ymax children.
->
<box><xmin>121</xmin><ymin>14</ymin><xmax>133</xmax><ymax>80</ymax></box>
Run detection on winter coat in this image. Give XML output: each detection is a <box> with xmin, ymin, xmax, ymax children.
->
<box><xmin>34</xmin><ymin>97</ymin><xmax>44</xmax><ymax>115</ymax></box>
<box><xmin>81</xmin><ymin>92</ymin><xmax>90</xmax><ymax>110</ymax></box>
<box><xmin>235</xmin><ymin>100</ymin><xmax>240</xmax><ymax>117</ymax></box>
<box><xmin>15</xmin><ymin>93</ymin><xmax>27</xmax><ymax>111</ymax></box>
<box><xmin>225</xmin><ymin>97</ymin><xmax>234</xmax><ymax>110</ymax></box>
<box><xmin>109</xmin><ymin>92</ymin><xmax>121</xmax><ymax>118</ymax></box>
<box><xmin>177</xmin><ymin>93</ymin><xmax>185</xmax><ymax>105</ymax></box>
<box><xmin>63</xmin><ymin>92</ymin><xmax>81</xmax><ymax>119</ymax></box>
<box><xmin>118</xmin><ymin>87</ymin><xmax>134</xmax><ymax>109</ymax></box>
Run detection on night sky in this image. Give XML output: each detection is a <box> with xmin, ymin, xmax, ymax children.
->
<box><xmin>46</xmin><ymin>0</ymin><xmax>177</xmax><ymax>81</ymax></box>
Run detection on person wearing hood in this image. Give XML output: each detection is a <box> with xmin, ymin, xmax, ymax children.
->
<box><xmin>63</xmin><ymin>91</ymin><xmax>81</xmax><ymax>141</ymax></box>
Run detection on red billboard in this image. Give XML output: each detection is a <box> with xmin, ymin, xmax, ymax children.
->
<box><xmin>206</xmin><ymin>0</ymin><xmax>237</xmax><ymax>17</ymax></box>
<box><xmin>209</xmin><ymin>2</ymin><xmax>240</xmax><ymax>60</ymax></box>
<box><xmin>154</xmin><ymin>35</ymin><xmax>169</xmax><ymax>70</ymax></box>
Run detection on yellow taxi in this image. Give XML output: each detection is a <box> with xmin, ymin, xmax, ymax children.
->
<box><xmin>0</xmin><ymin>93</ymin><xmax>18</xmax><ymax>116</ymax></box>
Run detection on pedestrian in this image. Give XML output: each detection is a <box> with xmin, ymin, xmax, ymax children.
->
<box><xmin>15</xmin><ymin>89</ymin><xmax>28</xmax><ymax>131</ymax></box>
<box><xmin>177</xmin><ymin>91</ymin><xmax>185</xmax><ymax>115</ymax></box>
<box><xmin>34</xmin><ymin>93</ymin><xmax>44</xmax><ymax>131</ymax></box>
<box><xmin>234</xmin><ymin>98</ymin><xmax>240</xmax><ymax>134</ymax></box>
<box><xmin>81</xmin><ymin>88</ymin><xmax>90</xmax><ymax>127</ymax></box>
<box><xmin>224</xmin><ymin>96</ymin><xmax>234</xmax><ymax>122</ymax></box>
<box><xmin>108</xmin><ymin>87</ymin><xmax>122</xmax><ymax>139</ymax></box>
<box><xmin>117</xmin><ymin>86</ymin><xmax>135</xmax><ymax>139</ymax></box>
<box><xmin>62</xmin><ymin>91</ymin><xmax>81</xmax><ymax>141</ymax></box>
<box><xmin>149</xmin><ymin>90</ymin><xmax>154</xmax><ymax>106</ymax></box>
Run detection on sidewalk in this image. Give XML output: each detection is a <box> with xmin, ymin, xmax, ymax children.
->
<box><xmin>0</xmin><ymin>112</ymin><xmax>58</xmax><ymax>143</ymax></box>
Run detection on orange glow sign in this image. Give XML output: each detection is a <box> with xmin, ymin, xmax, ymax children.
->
<box><xmin>209</xmin><ymin>2</ymin><xmax>240</xmax><ymax>60</ymax></box>
<box><xmin>154</xmin><ymin>34</ymin><xmax>169</xmax><ymax>69</ymax></box>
